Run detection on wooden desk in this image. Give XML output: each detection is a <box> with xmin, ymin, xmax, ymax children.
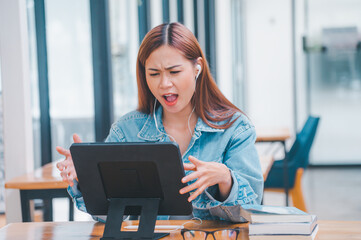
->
<box><xmin>256</xmin><ymin>127</ymin><xmax>291</xmax><ymax>143</ymax></box>
<box><xmin>5</xmin><ymin>162</ymin><xmax>67</xmax><ymax>190</ymax></box>
<box><xmin>5</xmin><ymin>162</ymin><xmax>73</xmax><ymax>222</ymax></box>
<box><xmin>0</xmin><ymin>220</ymin><xmax>360</xmax><ymax>240</ymax></box>
<box><xmin>5</xmin><ymin>154</ymin><xmax>273</xmax><ymax>223</ymax></box>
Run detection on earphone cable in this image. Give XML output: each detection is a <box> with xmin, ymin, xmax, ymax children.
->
<box><xmin>153</xmin><ymin>98</ymin><xmax>177</xmax><ymax>142</ymax></box>
<box><xmin>168</xmin><ymin>217</ymin><xmax>203</xmax><ymax>233</ymax></box>
<box><xmin>154</xmin><ymin>98</ymin><xmax>195</xmax><ymax>142</ymax></box>
<box><xmin>187</xmin><ymin>107</ymin><xmax>195</xmax><ymax>137</ymax></box>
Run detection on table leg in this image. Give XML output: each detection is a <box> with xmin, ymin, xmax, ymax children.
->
<box><xmin>20</xmin><ymin>190</ymin><xmax>31</xmax><ymax>222</ymax></box>
<box><xmin>43</xmin><ymin>199</ymin><xmax>53</xmax><ymax>221</ymax></box>
<box><xmin>68</xmin><ymin>196</ymin><xmax>74</xmax><ymax>221</ymax></box>
<box><xmin>282</xmin><ymin>141</ymin><xmax>289</xmax><ymax>206</ymax></box>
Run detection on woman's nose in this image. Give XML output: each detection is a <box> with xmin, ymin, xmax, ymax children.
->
<box><xmin>159</xmin><ymin>74</ymin><xmax>173</xmax><ymax>88</ymax></box>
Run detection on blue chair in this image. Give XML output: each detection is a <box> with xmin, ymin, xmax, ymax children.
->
<box><xmin>264</xmin><ymin>116</ymin><xmax>320</xmax><ymax>211</ymax></box>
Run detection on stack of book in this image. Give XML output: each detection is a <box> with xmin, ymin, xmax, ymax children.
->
<box><xmin>240</xmin><ymin>205</ymin><xmax>319</xmax><ymax>240</ymax></box>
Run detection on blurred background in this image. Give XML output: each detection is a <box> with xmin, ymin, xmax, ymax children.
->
<box><xmin>0</xmin><ymin>0</ymin><xmax>360</xmax><ymax>224</ymax></box>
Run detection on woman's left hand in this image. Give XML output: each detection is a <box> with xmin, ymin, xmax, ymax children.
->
<box><xmin>180</xmin><ymin>156</ymin><xmax>233</xmax><ymax>202</ymax></box>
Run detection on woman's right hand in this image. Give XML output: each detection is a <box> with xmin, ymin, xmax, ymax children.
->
<box><xmin>56</xmin><ymin>134</ymin><xmax>82</xmax><ymax>187</ymax></box>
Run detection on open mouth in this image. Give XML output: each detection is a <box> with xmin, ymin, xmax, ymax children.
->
<box><xmin>163</xmin><ymin>94</ymin><xmax>178</xmax><ymax>106</ymax></box>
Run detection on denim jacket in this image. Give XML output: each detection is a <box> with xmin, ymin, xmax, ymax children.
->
<box><xmin>68</xmin><ymin>106</ymin><xmax>264</xmax><ymax>222</ymax></box>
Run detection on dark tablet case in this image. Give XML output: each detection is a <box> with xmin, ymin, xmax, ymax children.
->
<box><xmin>70</xmin><ymin>142</ymin><xmax>193</xmax><ymax>216</ymax></box>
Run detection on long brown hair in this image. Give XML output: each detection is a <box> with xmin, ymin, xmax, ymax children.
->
<box><xmin>136</xmin><ymin>22</ymin><xmax>242</xmax><ymax>129</ymax></box>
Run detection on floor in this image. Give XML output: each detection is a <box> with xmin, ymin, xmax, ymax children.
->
<box><xmin>263</xmin><ymin>166</ymin><xmax>361</xmax><ymax>221</ymax></box>
<box><xmin>0</xmin><ymin>167</ymin><xmax>360</xmax><ymax>227</ymax></box>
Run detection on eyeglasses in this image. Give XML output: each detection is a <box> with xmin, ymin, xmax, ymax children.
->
<box><xmin>181</xmin><ymin>227</ymin><xmax>240</xmax><ymax>240</ymax></box>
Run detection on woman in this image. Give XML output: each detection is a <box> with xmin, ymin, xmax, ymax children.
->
<box><xmin>57</xmin><ymin>22</ymin><xmax>263</xmax><ymax>222</ymax></box>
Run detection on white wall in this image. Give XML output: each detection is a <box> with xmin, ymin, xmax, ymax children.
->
<box><xmin>0</xmin><ymin>0</ymin><xmax>34</xmax><ymax>223</ymax></box>
<box><xmin>244</xmin><ymin>0</ymin><xmax>295</xmax><ymax>131</ymax></box>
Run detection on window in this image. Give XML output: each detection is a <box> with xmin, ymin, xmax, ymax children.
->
<box><xmin>27</xmin><ymin>0</ymin><xmax>95</xmax><ymax>168</ymax></box>
<box><xmin>109</xmin><ymin>0</ymin><xmax>138</xmax><ymax>120</ymax></box>
<box><xmin>304</xmin><ymin>0</ymin><xmax>361</xmax><ymax>164</ymax></box>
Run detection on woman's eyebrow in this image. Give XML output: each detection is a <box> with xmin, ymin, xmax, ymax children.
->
<box><xmin>147</xmin><ymin>65</ymin><xmax>182</xmax><ymax>71</ymax></box>
<box><xmin>165</xmin><ymin>64</ymin><xmax>182</xmax><ymax>70</ymax></box>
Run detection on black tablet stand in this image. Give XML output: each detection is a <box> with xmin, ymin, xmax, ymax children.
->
<box><xmin>101</xmin><ymin>198</ymin><xmax>169</xmax><ymax>240</ymax></box>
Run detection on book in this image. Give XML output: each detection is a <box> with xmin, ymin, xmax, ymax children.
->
<box><xmin>249</xmin><ymin>224</ymin><xmax>319</xmax><ymax>240</ymax></box>
<box><xmin>241</xmin><ymin>205</ymin><xmax>313</xmax><ymax>223</ymax></box>
<box><xmin>249</xmin><ymin>215</ymin><xmax>318</xmax><ymax>235</ymax></box>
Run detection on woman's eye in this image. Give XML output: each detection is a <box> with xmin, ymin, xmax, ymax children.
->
<box><xmin>149</xmin><ymin>73</ymin><xmax>159</xmax><ymax>76</ymax></box>
<box><xmin>170</xmin><ymin>71</ymin><xmax>180</xmax><ymax>75</ymax></box>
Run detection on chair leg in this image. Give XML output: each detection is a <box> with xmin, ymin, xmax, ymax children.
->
<box><xmin>290</xmin><ymin>168</ymin><xmax>307</xmax><ymax>212</ymax></box>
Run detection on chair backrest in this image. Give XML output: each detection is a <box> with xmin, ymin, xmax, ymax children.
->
<box><xmin>286</xmin><ymin>116</ymin><xmax>320</xmax><ymax>169</ymax></box>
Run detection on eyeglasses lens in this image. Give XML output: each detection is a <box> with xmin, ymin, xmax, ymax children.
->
<box><xmin>214</xmin><ymin>229</ymin><xmax>238</xmax><ymax>240</ymax></box>
<box><xmin>183</xmin><ymin>230</ymin><xmax>207</xmax><ymax>239</ymax></box>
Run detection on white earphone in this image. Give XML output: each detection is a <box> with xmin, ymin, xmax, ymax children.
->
<box><xmin>196</xmin><ymin>64</ymin><xmax>202</xmax><ymax>80</ymax></box>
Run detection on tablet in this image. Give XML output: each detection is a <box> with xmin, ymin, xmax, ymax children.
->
<box><xmin>70</xmin><ymin>142</ymin><xmax>193</xmax><ymax>216</ymax></box>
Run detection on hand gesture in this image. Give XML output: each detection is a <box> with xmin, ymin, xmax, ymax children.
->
<box><xmin>55</xmin><ymin>134</ymin><xmax>82</xmax><ymax>187</ymax></box>
<box><xmin>180</xmin><ymin>156</ymin><xmax>233</xmax><ymax>202</ymax></box>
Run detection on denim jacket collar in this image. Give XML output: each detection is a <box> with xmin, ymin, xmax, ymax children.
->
<box><xmin>137</xmin><ymin>106</ymin><xmax>224</xmax><ymax>141</ymax></box>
